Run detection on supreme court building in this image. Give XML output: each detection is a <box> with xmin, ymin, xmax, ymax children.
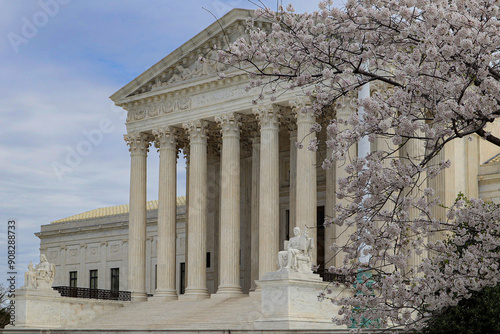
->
<box><xmin>37</xmin><ymin>8</ymin><xmax>500</xmax><ymax>306</ymax></box>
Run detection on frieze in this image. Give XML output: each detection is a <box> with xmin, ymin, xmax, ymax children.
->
<box><xmin>126</xmin><ymin>82</ymin><xmax>258</xmax><ymax>124</ymax></box>
<box><xmin>127</xmin><ymin>97</ymin><xmax>192</xmax><ymax>122</ymax></box>
<box><xmin>192</xmin><ymin>84</ymin><xmax>252</xmax><ymax>108</ymax></box>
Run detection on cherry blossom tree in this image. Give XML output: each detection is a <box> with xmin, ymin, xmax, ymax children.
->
<box><xmin>218</xmin><ymin>0</ymin><xmax>500</xmax><ymax>330</ymax></box>
<box><xmin>0</xmin><ymin>285</ymin><xmax>10</xmax><ymax>328</ymax></box>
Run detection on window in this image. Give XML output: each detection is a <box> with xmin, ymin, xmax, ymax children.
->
<box><xmin>155</xmin><ymin>265</ymin><xmax>157</xmax><ymax>290</ymax></box>
<box><xmin>69</xmin><ymin>271</ymin><xmax>77</xmax><ymax>288</ymax></box>
<box><xmin>89</xmin><ymin>270</ymin><xmax>98</xmax><ymax>289</ymax></box>
<box><xmin>110</xmin><ymin>268</ymin><xmax>119</xmax><ymax>291</ymax></box>
<box><xmin>206</xmin><ymin>252</ymin><xmax>211</xmax><ymax>268</ymax></box>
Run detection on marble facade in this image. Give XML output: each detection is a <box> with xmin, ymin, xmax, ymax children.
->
<box><xmin>37</xmin><ymin>7</ymin><xmax>500</xmax><ymax>318</ymax></box>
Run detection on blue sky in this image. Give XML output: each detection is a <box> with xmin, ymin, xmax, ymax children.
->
<box><xmin>0</xmin><ymin>0</ymin><xmax>341</xmax><ymax>288</ymax></box>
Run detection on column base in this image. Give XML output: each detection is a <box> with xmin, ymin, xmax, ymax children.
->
<box><xmin>181</xmin><ymin>287</ymin><xmax>210</xmax><ymax>300</ymax></box>
<box><xmin>213</xmin><ymin>285</ymin><xmax>244</xmax><ymax>299</ymax></box>
<box><xmin>131</xmin><ymin>291</ymin><xmax>148</xmax><ymax>302</ymax></box>
<box><xmin>151</xmin><ymin>289</ymin><xmax>178</xmax><ymax>301</ymax></box>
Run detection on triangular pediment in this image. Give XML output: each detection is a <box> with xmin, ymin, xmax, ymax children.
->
<box><xmin>110</xmin><ymin>8</ymin><xmax>255</xmax><ymax>105</ymax></box>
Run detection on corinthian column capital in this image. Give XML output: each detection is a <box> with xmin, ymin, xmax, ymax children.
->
<box><xmin>153</xmin><ymin>126</ymin><xmax>178</xmax><ymax>151</ymax></box>
<box><xmin>183</xmin><ymin>120</ymin><xmax>208</xmax><ymax>144</ymax></box>
<box><xmin>291</xmin><ymin>98</ymin><xmax>315</xmax><ymax>123</ymax></box>
<box><xmin>253</xmin><ymin>104</ymin><xmax>282</xmax><ymax>130</ymax></box>
<box><xmin>124</xmin><ymin>132</ymin><xmax>152</xmax><ymax>155</ymax></box>
<box><xmin>215</xmin><ymin>113</ymin><xmax>241</xmax><ymax>138</ymax></box>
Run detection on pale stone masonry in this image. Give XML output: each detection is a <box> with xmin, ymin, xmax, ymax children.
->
<box><xmin>124</xmin><ymin>132</ymin><xmax>151</xmax><ymax>301</ymax></box>
<box><xmin>37</xmin><ymin>8</ymin><xmax>497</xmax><ymax>306</ymax></box>
<box><xmin>153</xmin><ymin>127</ymin><xmax>178</xmax><ymax>300</ymax></box>
<box><xmin>38</xmin><ymin>198</ymin><xmax>187</xmax><ymax>294</ymax></box>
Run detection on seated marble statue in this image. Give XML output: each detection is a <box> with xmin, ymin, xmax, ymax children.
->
<box><xmin>277</xmin><ymin>227</ymin><xmax>314</xmax><ymax>273</ymax></box>
<box><xmin>24</xmin><ymin>254</ymin><xmax>56</xmax><ymax>289</ymax></box>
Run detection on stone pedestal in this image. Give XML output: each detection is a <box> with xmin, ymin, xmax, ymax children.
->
<box><xmin>13</xmin><ymin>287</ymin><xmax>63</xmax><ymax>328</ymax></box>
<box><xmin>255</xmin><ymin>271</ymin><xmax>346</xmax><ymax>330</ymax></box>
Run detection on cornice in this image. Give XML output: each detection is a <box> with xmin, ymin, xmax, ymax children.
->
<box><xmin>122</xmin><ymin>74</ymin><xmax>253</xmax><ymax>124</ymax></box>
<box><xmin>110</xmin><ymin>9</ymin><xmax>257</xmax><ymax>104</ymax></box>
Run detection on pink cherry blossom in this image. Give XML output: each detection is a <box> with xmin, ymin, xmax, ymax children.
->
<box><xmin>219</xmin><ymin>0</ymin><xmax>500</xmax><ymax>330</ymax></box>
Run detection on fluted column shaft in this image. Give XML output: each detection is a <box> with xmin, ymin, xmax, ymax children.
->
<box><xmin>404</xmin><ymin>134</ymin><xmax>427</xmax><ymax>272</ymax></box>
<box><xmin>334</xmin><ymin>103</ymin><xmax>357</xmax><ymax>268</ymax></box>
<box><xmin>289</xmin><ymin>130</ymin><xmax>297</xmax><ymax>236</ymax></box>
<box><xmin>325</xmin><ymin>146</ymin><xmax>336</xmax><ymax>268</ymax></box>
<box><xmin>153</xmin><ymin>127</ymin><xmax>178</xmax><ymax>300</ymax></box>
<box><xmin>293</xmin><ymin>101</ymin><xmax>317</xmax><ymax>263</ymax></box>
<box><xmin>250</xmin><ymin>137</ymin><xmax>260</xmax><ymax>291</ymax></box>
<box><xmin>255</xmin><ymin>105</ymin><xmax>280</xmax><ymax>278</ymax></box>
<box><xmin>125</xmin><ymin>132</ymin><xmax>151</xmax><ymax>302</ymax></box>
<box><xmin>183</xmin><ymin>120</ymin><xmax>209</xmax><ymax>299</ymax></box>
<box><xmin>216</xmin><ymin>113</ymin><xmax>243</xmax><ymax>296</ymax></box>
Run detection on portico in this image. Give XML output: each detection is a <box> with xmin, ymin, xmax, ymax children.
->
<box><xmin>111</xmin><ymin>9</ymin><xmax>343</xmax><ymax>302</ymax></box>
<box><xmin>122</xmin><ymin>105</ymin><xmax>328</xmax><ymax>301</ymax></box>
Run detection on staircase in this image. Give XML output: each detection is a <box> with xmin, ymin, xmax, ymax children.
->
<box><xmin>74</xmin><ymin>293</ymin><xmax>262</xmax><ymax>330</ymax></box>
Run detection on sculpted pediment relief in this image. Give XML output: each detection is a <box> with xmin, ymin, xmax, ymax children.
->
<box><xmin>150</xmin><ymin>50</ymin><xmax>229</xmax><ymax>91</ymax></box>
<box><xmin>123</xmin><ymin>16</ymin><xmax>249</xmax><ymax>100</ymax></box>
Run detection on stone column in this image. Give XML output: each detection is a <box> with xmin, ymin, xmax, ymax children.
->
<box><xmin>428</xmin><ymin>149</ymin><xmax>447</xmax><ymax>245</ymax></box>
<box><xmin>288</xmin><ymin>129</ymin><xmax>297</xmax><ymax>236</ymax></box>
<box><xmin>215</xmin><ymin>113</ymin><xmax>243</xmax><ymax>297</ymax></box>
<box><xmin>357</xmin><ymin>83</ymin><xmax>371</xmax><ymax>264</ymax></box>
<box><xmin>403</xmin><ymin>133</ymin><xmax>427</xmax><ymax>272</ymax></box>
<box><xmin>183</xmin><ymin>148</ymin><xmax>190</xmax><ymax>290</ymax></box>
<box><xmin>254</xmin><ymin>105</ymin><xmax>281</xmax><ymax>278</ymax></box>
<box><xmin>125</xmin><ymin>132</ymin><xmax>151</xmax><ymax>302</ymax></box>
<box><xmin>292</xmin><ymin>100</ymin><xmax>317</xmax><ymax>263</ymax></box>
<box><xmin>183</xmin><ymin>120</ymin><xmax>209</xmax><ymax>299</ymax></box>
<box><xmin>250</xmin><ymin>136</ymin><xmax>260</xmax><ymax>291</ymax></box>
<box><xmin>334</xmin><ymin>101</ymin><xmax>357</xmax><ymax>268</ymax></box>
<box><xmin>153</xmin><ymin>126</ymin><xmax>178</xmax><ymax>300</ymax></box>
<box><xmin>324</xmin><ymin>146</ymin><xmax>336</xmax><ymax>268</ymax></box>
<box><xmin>466</xmin><ymin>135</ymin><xmax>479</xmax><ymax>198</ymax></box>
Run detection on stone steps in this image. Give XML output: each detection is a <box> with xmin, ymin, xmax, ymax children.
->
<box><xmin>75</xmin><ymin>293</ymin><xmax>262</xmax><ymax>330</ymax></box>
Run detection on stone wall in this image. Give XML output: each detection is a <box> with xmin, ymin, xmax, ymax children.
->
<box><xmin>12</xmin><ymin>288</ymin><xmax>128</xmax><ymax>329</ymax></box>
